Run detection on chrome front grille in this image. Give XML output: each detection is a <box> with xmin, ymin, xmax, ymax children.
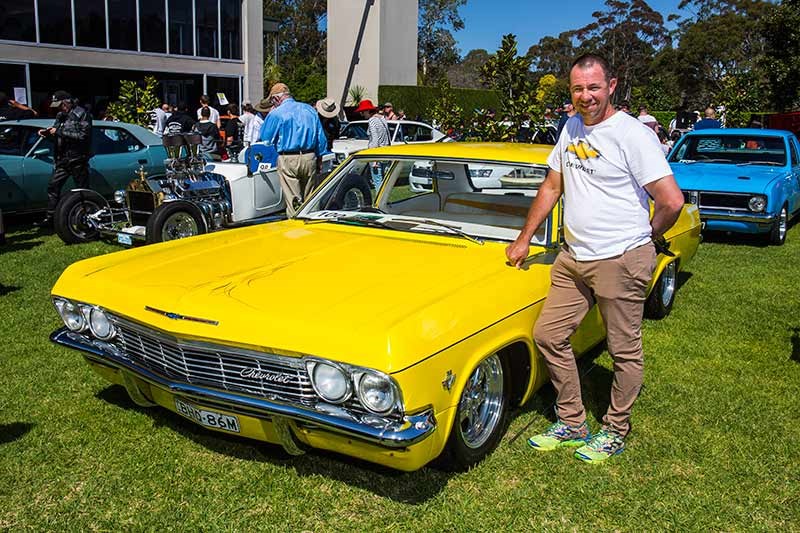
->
<box><xmin>111</xmin><ymin>317</ymin><xmax>316</xmax><ymax>404</ymax></box>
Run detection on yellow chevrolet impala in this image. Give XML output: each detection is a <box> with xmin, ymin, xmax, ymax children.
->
<box><xmin>50</xmin><ymin>143</ymin><xmax>701</xmax><ymax>471</ymax></box>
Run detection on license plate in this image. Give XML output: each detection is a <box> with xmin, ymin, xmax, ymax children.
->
<box><xmin>174</xmin><ymin>398</ymin><xmax>240</xmax><ymax>433</ymax></box>
<box><xmin>258</xmin><ymin>162</ymin><xmax>273</xmax><ymax>172</ymax></box>
<box><xmin>117</xmin><ymin>233</ymin><xmax>133</xmax><ymax>245</ymax></box>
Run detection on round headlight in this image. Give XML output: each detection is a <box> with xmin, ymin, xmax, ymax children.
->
<box><xmin>113</xmin><ymin>189</ymin><xmax>126</xmax><ymax>205</ymax></box>
<box><xmin>89</xmin><ymin>308</ymin><xmax>115</xmax><ymax>340</ymax></box>
<box><xmin>749</xmin><ymin>196</ymin><xmax>766</xmax><ymax>213</ymax></box>
<box><xmin>310</xmin><ymin>362</ymin><xmax>350</xmax><ymax>403</ymax></box>
<box><xmin>357</xmin><ymin>373</ymin><xmax>396</xmax><ymax>414</ymax></box>
<box><xmin>54</xmin><ymin>298</ymin><xmax>87</xmax><ymax>332</ymax></box>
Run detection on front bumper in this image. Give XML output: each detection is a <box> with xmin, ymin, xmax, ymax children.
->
<box><xmin>700</xmin><ymin>209</ymin><xmax>776</xmax><ymax>233</ymax></box>
<box><xmin>51</xmin><ymin>328</ymin><xmax>436</xmax><ymax>451</ymax></box>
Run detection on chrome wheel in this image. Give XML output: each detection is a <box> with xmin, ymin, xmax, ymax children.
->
<box><xmin>458</xmin><ymin>354</ymin><xmax>505</xmax><ymax>449</ymax></box>
<box><xmin>161</xmin><ymin>211</ymin><xmax>200</xmax><ymax>241</ymax></box>
<box><xmin>779</xmin><ymin>207</ymin><xmax>787</xmax><ymax>242</ymax></box>
<box><xmin>342</xmin><ymin>188</ymin><xmax>366</xmax><ymax>210</ymax></box>
<box><xmin>661</xmin><ymin>261</ymin><xmax>677</xmax><ymax>308</ymax></box>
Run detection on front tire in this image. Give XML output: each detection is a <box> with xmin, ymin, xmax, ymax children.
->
<box><xmin>645</xmin><ymin>260</ymin><xmax>677</xmax><ymax>319</ymax></box>
<box><xmin>442</xmin><ymin>353</ymin><xmax>510</xmax><ymax>470</ymax></box>
<box><xmin>54</xmin><ymin>190</ymin><xmax>103</xmax><ymax>244</ymax></box>
<box><xmin>146</xmin><ymin>201</ymin><xmax>207</xmax><ymax>244</ymax></box>
<box><xmin>769</xmin><ymin>204</ymin><xmax>787</xmax><ymax>246</ymax></box>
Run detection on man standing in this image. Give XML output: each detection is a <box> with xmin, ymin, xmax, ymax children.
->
<box><xmin>258</xmin><ymin>83</ymin><xmax>327</xmax><ymax>216</ymax></box>
<box><xmin>355</xmin><ymin>99</ymin><xmax>391</xmax><ymax>189</ymax></box>
<box><xmin>506</xmin><ymin>54</ymin><xmax>684</xmax><ymax>463</ymax></box>
<box><xmin>637</xmin><ymin>105</ymin><xmax>659</xmax><ymax>131</ymax></box>
<box><xmin>196</xmin><ymin>95</ymin><xmax>221</xmax><ymax>128</ymax></box>
<box><xmin>151</xmin><ymin>102</ymin><xmax>172</xmax><ymax>136</ymax></box>
<box><xmin>556</xmin><ymin>100</ymin><xmax>576</xmax><ymax>140</ymax></box>
<box><xmin>36</xmin><ymin>91</ymin><xmax>93</xmax><ymax>227</ymax></box>
<box><xmin>694</xmin><ymin>107</ymin><xmax>722</xmax><ymax>130</ymax></box>
<box><xmin>165</xmin><ymin>102</ymin><xmax>195</xmax><ymax>134</ymax></box>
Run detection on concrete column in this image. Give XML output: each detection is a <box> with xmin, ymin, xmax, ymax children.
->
<box><xmin>327</xmin><ymin>0</ymin><xmax>417</xmax><ymax>110</ymax></box>
<box><xmin>243</xmin><ymin>0</ymin><xmax>265</xmax><ymax>103</ymax></box>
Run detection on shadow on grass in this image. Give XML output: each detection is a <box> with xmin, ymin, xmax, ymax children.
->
<box><xmin>0</xmin><ymin>225</ymin><xmax>45</xmax><ymax>253</ymax></box>
<box><xmin>676</xmin><ymin>270</ymin><xmax>692</xmax><ymax>291</ymax></box>
<box><xmin>0</xmin><ymin>422</ymin><xmax>34</xmax><ymax>444</ymax></box>
<box><xmin>0</xmin><ymin>285</ymin><xmax>21</xmax><ymax>296</ymax></box>
<box><xmin>700</xmin><ymin>230</ymin><xmax>769</xmax><ymax>247</ymax></box>
<box><xmin>96</xmin><ymin>385</ymin><xmax>453</xmax><ymax>503</ymax></box>
<box><xmin>791</xmin><ymin>328</ymin><xmax>800</xmax><ymax>363</ymax></box>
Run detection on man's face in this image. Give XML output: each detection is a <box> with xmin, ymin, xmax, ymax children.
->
<box><xmin>384</xmin><ymin>105</ymin><xmax>392</xmax><ymax>114</ymax></box>
<box><xmin>59</xmin><ymin>101</ymin><xmax>71</xmax><ymax>113</ymax></box>
<box><xmin>162</xmin><ymin>104</ymin><xmax>170</xmax><ymax>112</ymax></box>
<box><xmin>569</xmin><ymin>63</ymin><xmax>617</xmax><ymax>126</ymax></box>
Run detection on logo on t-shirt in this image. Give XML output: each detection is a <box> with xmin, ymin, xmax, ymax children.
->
<box><xmin>566</xmin><ymin>139</ymin><xmax>600</xmax><ymax>160</ymax></box>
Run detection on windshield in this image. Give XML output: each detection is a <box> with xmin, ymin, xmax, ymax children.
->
<box><xmin>669</xmin><ymin>134</ymin><xmax>787</xmax><ymax>166</ymax></box>
<box><xmin>298</xmin><ymin>156</ymin><xmax>550</xmax><ymax>245</ymax></box>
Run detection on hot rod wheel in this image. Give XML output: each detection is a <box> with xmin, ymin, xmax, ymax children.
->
<box><xmin>54</xmin><ymin>190</ymin><xmax>104</xmax><ymax>244</ymax></box>
<box><xmin>145</xmin><ymin>201</ymin><xmax>208</xmax><ymax>244</ymax></box>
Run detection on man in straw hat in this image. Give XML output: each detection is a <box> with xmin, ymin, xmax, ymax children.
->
<box><xmin>315</xmin><ymin>97</ymin><xmax>340</xmax><ymax>151</ymax></box>
<box><xmin>258</xmin><ymin>83</ymin><xmax>328</xmax><ymax>216</ymax></box>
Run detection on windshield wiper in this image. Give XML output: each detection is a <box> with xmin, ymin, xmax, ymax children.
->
<box><xmin>302</xmin><ymin>214</ymin><xmax>394</xmax><ymax>230</ymax></box>
<box><xmin>736</xmin><ymin>161</ymin><xmax>784</xmax><ymax>166</ymax></box>
<box><xmin>399</xmin><ymin>218</ymin><xmax>484</xmax><ymax>245</ymax></box>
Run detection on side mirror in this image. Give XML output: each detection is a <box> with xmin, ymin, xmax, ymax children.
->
<box><xmin>33</xmin><ymin>148</ymin><xmax>51</xmax><ymax>158</ymax></box>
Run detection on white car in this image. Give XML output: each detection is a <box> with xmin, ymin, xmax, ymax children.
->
<box><xmin>332</xmin><ymin>120</ymin><xmax>449</xmax><ymax>163</ymax></box>
<box><xmin>409</xmin><ymin>161</ymin><xmax>548</xmax><ymax>191</ymax></box>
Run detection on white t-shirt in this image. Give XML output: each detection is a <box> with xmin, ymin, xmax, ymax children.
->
<box><xmin>547</xmin><ymin>111</ymin><xmax>672</xmax><ymax>261</ymax></box>
<box><xmin>245</xmin><ymin>113</ymin><xmax>264</xmax><ymax>144</ymax></box>
<box><xmin>197</xmin><ymin>105</ymin><xmax>220</xmax><ymax>124</ymax></box>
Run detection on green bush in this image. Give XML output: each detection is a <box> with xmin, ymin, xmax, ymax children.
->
<box><xmin>378</xmin><ymin>85</ymin><xmax>500</xmax><ymax>121</ymax></box>
<box><xmin>652</xmin><ymin>111</ymin><xmax>675</xmax><ymax>127</ymax></box>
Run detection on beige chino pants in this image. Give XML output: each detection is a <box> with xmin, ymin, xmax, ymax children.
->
<box><xmin>533</xmin><ymin>242</ymin><xmax>656</xmax><ymax>436</ymax></box>
<box><xmin>277</xmin><ymin>153</ymin><xmax>318</xmax><ymax>217</ymax></box>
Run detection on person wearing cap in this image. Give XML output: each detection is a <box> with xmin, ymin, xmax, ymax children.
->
<box><xmin>258</xmin><ymin>82</ymin><xmax>328</xmax><ymax>217</ymax></box>
<box><xmin>381</xmin><ymin>102</ymin><xmax>398</xmax><ymax>120</ymax></box>
<box><xmin>355</xmin><ymin>99</ymin><xmax>391</xmax><ymax>189</ymax></box>
<box><xmin>36</xmin><ymin>90</ymin><xmax>92</xmax><ymax>227</ymax></box>
<box><xmin>556</xmin><ymin>100</ymin><xmax>576</xmax><ymax>140</ymax></box>
<box><xmin>315</xmin><ymin>97</ymin><xmax>340</xmax><ymax>151</ymax></box>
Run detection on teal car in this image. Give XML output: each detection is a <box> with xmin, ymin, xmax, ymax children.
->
<box><xmin>0</xmin><ymin>119</ymin><xmax>167</xmax><ymax>214</ymax></box>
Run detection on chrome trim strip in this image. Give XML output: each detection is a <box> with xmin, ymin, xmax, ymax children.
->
<box><xmin>51</xmin><ymin>328</ymin><xmax>436</xmax><ymax>448</ymax></box>
<box><xmin>143</xmin><ymin>306</ymin><xmax>219</xmax><ymax>325</ymax></box>
<box><xmin>700</xmin><ymin>210</ymin><xmax>777</xmax><ymax>224</ymax></box>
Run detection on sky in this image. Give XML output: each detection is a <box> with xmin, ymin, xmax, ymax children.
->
<box><xmin>454</xmin><ymin>0</ymin><xmax>689</xmax><ymax>57</ymax></box>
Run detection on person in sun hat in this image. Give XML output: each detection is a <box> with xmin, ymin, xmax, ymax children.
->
<box><xmin>355</xmin><ymin>99</ymin><xmax>391</xmax><ymax>189</ymax></box>
<box><xmin>258</xmin><ymin>82</ymin><xmax>328</xmax><ymax>217</ymax></box>
<box><xmin>315</xmin><ymin>97</ymin><xmax>341</xmax><ymax>151</ymax></box>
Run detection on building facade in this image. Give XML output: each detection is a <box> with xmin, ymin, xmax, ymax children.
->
<box><xmin>0</xmin><ymin>0</ymin><xmax>273</xmax><ymax>116</ymax></box>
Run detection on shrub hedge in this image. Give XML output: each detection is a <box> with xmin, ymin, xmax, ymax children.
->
<box><xmin>378</xmin><ymin>85</ymin><xmax>501</xmax><ymax>122</ymax></box>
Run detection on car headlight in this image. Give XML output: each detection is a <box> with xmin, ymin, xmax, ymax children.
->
<box><xmin>308</xmin><ymin>361</ymin><xmax>350</xmax><ymax>403</ymax></box>
<box><xmin>89</xmin><ymin>307</ymin><xmax>115</xmax><ymax>340</ymax></box>
<box><xmin>357</xmin><ymin>373</ymin><xmax>396</xmax><ymax>414</ymax></box>
<box><xmin>53</xmin><ymin>298</ymin><xmax>87</xmax><ymax>332</ymax></box>
<box><xmin>113</xmin><ymin>189</ymin><xmax>126</xmax><ymax>204</ymax></box>
<box><xmin>749</xmin><ymin>195</ymin><xmax>767</xmax><ymax>213</ymax></box>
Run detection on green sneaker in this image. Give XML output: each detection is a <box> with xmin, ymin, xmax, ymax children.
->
<box><xmin>527</xmin><ymin>420</ymin><xmax>590</xmax><ymax>451</ymax></box>
<box><xmin>574</xmin><ymin>430</ymin><xmax>625</xmax><ymax>463</ymax></box>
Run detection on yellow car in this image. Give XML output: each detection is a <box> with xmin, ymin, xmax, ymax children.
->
<box><xmin>50</xmin><ymin>143</ymin><xmax>701</xmax><ymax>472</ymax></box>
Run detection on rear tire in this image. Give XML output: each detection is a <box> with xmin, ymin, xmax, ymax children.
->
<box><xmin>769</xmin><ymin>205</ymin><xmax>787</xmax><ymax>246</ymax></box>
<box><xmin>645</xmin><ymin>260</ymin><xmax>677</xmax><ymax>319</ymax></box>
<box><xmin>441</xmin><ymin>353</ymin><xmax>511</xmax><ymax>470</ymax></box>
<box><xmin>146</xmin><ymin>201</ymin><xmax>207</xmax><ymax>244</ymax></box>
<box><xmin>54</xmin><ymin>190</ymin><xmax>103</xmax><ymax>244</ymax></box>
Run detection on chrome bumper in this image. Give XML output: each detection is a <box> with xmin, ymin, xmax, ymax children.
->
<box><xmin>700</xmin><ymin>209</ymin><xmax>776</xmax><ymax>224</ymax></box>
<box><xmin>51</xmin><ymin>328</ymin><xmax>436</xmax><ymax>449</ymax></box>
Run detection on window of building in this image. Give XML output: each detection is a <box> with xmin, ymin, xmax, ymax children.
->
<box><xmin>38</xmin><ymin>0</ymin><xmax>73</xmax><ymax>45</ymax></box>
<box><xmin>169</xmin><ymin>0</ymin><xmax>194</xmax><ymax>55</ymax></box>
<box><xmin>108</xmin><ymin>0</ymin><xmax>137</xmax><ymax>50</ymax></box>
<box><xmin>0</xmin><ymin>1</ymin><xmax>36</xmax><ymax>42</ymax></box>
<box><xmin>221</xmin><ymin>0</ymin><xmax>241</xmax><ymax>60</ymax></box>
<box><xmin>140</xmin><ymin>0</ymin><xmax>167</xmax><ymax>53</ymax></box>
<box><xmin>75</xmin><ymin>0</ymin><xmax>107</xmax><ymax>48</ymax></box>
<box><xmin>207</xmin><ymin>77</ymin><xmax>240</xmax><ymax>109</ymax></box>
<box><xmin>196</xmin><ymin>0</ymin><xmax>218</xmax><ymax>58</ymax></box>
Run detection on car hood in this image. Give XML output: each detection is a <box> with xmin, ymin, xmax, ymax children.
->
<box><xmin>52</xmin><ymin>221</ymin><xmax>551</xmax><ymax>373</ymax></box>
<box><xmin>670</xmin><ymin>162</ymin><xmax>785</xmax><ymax>194</ymax></box>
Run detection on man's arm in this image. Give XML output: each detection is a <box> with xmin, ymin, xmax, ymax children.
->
<box><xmin>259</xmin><ymin>113</ymin><xmax>278</xmax><ymax>144</ymax></box>
<box><xmin>644</xmin><ymin>174</ymin><xmax>684</xmax><ymax>238</ymax></box>
<box><xmin>505</xmin><ymin>168</ymin><xmax>564</xmax><ymax>268</ymax></box>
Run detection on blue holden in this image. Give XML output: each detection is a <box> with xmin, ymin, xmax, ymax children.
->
<box><xmin>669</xmin><ymin>128</ymin><xmax>800</xmax><ymax>245</ymax></box>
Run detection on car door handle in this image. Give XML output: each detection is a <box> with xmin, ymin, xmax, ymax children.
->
<box><xmin>138</xmin><ymin>159</ymin><xmax>147</xmax><ymax>164</ymax></box>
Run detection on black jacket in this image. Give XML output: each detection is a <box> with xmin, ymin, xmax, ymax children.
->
<box><xmin>53</xmin><ymin>105</ymin><xmax>92</xmax><ymax>159</ymax></box>
<box><xmin>165</xmin><ymin>112</ymin><xmax>196</xmax><ymax>134</ymax></box>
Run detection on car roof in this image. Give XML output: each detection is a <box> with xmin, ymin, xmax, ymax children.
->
<box><xmin>684</xmin><ymin>128</ymin><xmax>793</xmax><ymax>137</ymax></box>
<box><xmin>0</xmin><ymin>118</ymin><xmax>162</xmax><ymax>145</ymax></box>
<box><xmin>356</xmin><ymin>142</ymin><xmax>554</xmax><ymax>165</ymax></box>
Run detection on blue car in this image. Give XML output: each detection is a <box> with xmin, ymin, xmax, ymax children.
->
<box><xmin>669</xmin><ymin>128</ymin><xmax>800</xmax><ymax>245</ymax></box>
<box><xmin>0</xmin><ymin>119</ymin><xmax>167</xmax><ymax>214</ymax></box>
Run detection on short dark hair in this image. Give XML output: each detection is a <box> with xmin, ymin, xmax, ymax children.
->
<box><xmin>200</xmin><ymin>94</ymin><xmax>211</xmax><ymax>105</ymax></box>
<box><xmin>200</xmin><ymin>106</ymin><xmax>211</xmax><ymax>118</ymax></box>
<box><xmin>571</xmin><ymin>53</ymin><xmax>615</xmax><ymax>82</ymax></box>
<box><xmin>227</xmin><ymin>104</ymin><xmax>238</xmax><ymax>115</ymax></box>
<box><xmin>177</xmin><ymin>102</ymin><xmax>189</xmax><ymax>112</ymax></box>
<box><xmin>242</xmin><ymin>103</ymin><xmax>255</xmax><ymax>114</ymax></box>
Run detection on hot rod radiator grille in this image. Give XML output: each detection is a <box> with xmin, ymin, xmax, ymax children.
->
<box><xmin>111</xmin><ymin>317</ymin><xmax>316</xmax><ymax>404</ymax></box>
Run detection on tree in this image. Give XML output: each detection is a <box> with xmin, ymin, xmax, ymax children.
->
<box><xmin>760</xmin><ymin>0</ymin><xmax>800</xmax><ymax>111</ymax></box>
<box><xmin>419</xmin><ymin>0</ymin><xmax>466</xmax><ymax>85</ymax></box>
<box><xmin>106</xmin><ymin>76</ymin><xmax>160</xmax><ymax>127</ymax></box>
<box><xmin>447</xmin><ymin>49</ymin><xmax>491</xmax><ymax>89</ymax></box>
<box><xmin>573</xmin><ymin>0</ymin><xmax>670</xmax><ymax>103</ymax></box>
<box><xmin>527</xmin><ymin>32</ymin><xmax>579</xmax><ymax>79</ymax></box>
<box><xmin>480</xmin><ymin>34</ymin><xmax>537</xmax><ymax>141</ymax></box>
<box><xmin>426</xmin><ymin>78</ymin><xmax>464</xmax><ymax>135</ymax></box>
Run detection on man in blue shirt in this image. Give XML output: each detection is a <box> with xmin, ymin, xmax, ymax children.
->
<box><xmin>694</xmin><ymin>107</ymin><xmax>722</xmax><ymax>130</ymax></box>
<box><xmin>258</xmin><ymin>82</ymin><xmax>328</xmax><ymax>216</ymax></box>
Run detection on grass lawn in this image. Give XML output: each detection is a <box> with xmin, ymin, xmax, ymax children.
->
<box><xmin>1</xmin><ymin>221</ymin><xmax>799</xmax><ymax>531</ymax></box>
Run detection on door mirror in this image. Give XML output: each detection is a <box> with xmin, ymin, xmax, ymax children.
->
<box><xmin>33</xmin><ymin>148</ymin><xmax>51</xmax><ymax>158</ymax></box>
